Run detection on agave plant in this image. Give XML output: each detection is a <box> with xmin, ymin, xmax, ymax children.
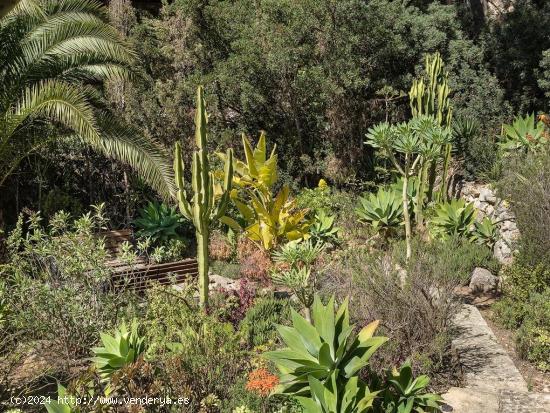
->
<box><xmin>500</xmin><ymin>113</ymin><xmax>548</xmax><ymax>153</ymax></box>
<box><xmin>134</xmin><ymin>201</ymin><xmax>184</xmax><ymax>244</ymax></box>
<box><xmin>45</xmin><ymin>384</ymin><xmax>75</xmax><ymax>413</ymax></box>
<box><xmin>264</xmin><ymin>295</ymin><xmax>388</xmax><ymax>396</ymax></box>
<box><xmin>0</xmin><ymin>0</ymin><xmax>174</xmax><ymax>196</ymax></box>
<box><xmin>430</xmin><ymin>199</ymin><xmax>475</xmax><ymax>238</ymax></box>
<box><xmin>297</xmin><ymin>371</ymin><xmax>378</xmax><ymax>413</ymax></box>
<box><xmin>380</xmin><ymin>362</ymin><xmax>442</xmax><ymax>413</ymax></box>
<box><xmin>91</xmin><ymin>320</ymin><xmax>145</xmax><ymax>386</ymax></box>
<box><xmin>356</xmin><ymin>187</ymin><xmax>403</xmax><ymax>235</ymax></box>
<box><xmin>310</xmin><ymin>210</ymin><xmax>340</xmax><ymax>246</ymax></box>
<box><xmin>471</xmin><ymin>217</ymin><xmax>499</xmax><ymax>249</ymax></box>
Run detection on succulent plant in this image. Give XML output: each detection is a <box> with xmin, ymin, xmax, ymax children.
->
<box><xmin>91</xmin><ymin>320</ymin><xmax>145</xmax><ymax>385</ymax></box>
<box><xmin>356</xmin><ymin>187</ymin><xmax>403</xmax><ymax>234</ymax></box>
<box><xmin>134</xmin><ymin>201</ymin><xmax>184</xmax><ymax>243</ymax></box>
<box><xmin>430</xmin><ymin>199</ymin><xmax>475</xmax><ymax>238</ymax></box>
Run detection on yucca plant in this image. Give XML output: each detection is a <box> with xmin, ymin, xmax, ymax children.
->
<box><xmin>471</xmin><ymin>217</ymin><xmax>499</xmax><ymax>249</ymax></box>
<box><xmin>430</xmin><ymin>199</ymin><xmax>475</xmax><ymax>238</ymax></box>
<box><xmin>356</xmin><ymin>187</ymin><xmax>403</xmax><ymax>236</ymax></box>
<box><xmin>380</xmin><ymin>362</ymin><xmax>442</xmax><ymax>413</ymax></box>
<box><xmin>264</xmin><ymin>295</ymin><xmax>388</xmax><ymax>396</ymax></box>
<box><xmin>91</xmin><ymin>320</ymin><xmax>145</xmax><ymax>386</ymax></box>
<box><xmin>271</xmin><ymin>266</ymin><xmax>316</xmax><ymax>321</ymax></box>
<box><xmin>134</xmin><ymin>201</ymin><xmax>184</xmax><ymax>244</ymax></box>
<box><xmin>0</xmin><ymin>0</ymin><xmax>174</xmax><ymax>197</ymax></box>
<box><xmin>272</xmin><ymin>239</ymin><xmax>325</xmax><ymax>269</ymax></box>
<box><xmin>310</xmin><ymin>210</ymin><xmax>340</xmax><ymax>246</ymax></box>
<box><xmin>500</xmin><ymin>113</ymin><xmax>548</xmax><ymax>153</ymax></box>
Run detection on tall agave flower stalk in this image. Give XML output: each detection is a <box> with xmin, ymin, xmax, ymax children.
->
<box><xmin>174</xmin><ymin>86</ymin><xmax>233</xmax><ymax>308</ymax></box>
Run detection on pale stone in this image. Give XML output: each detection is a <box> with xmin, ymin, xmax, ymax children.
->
<box><xmin>469</xmin><ymin>267</ymin><xmax>498</xmax><ymax>293</ymax></box>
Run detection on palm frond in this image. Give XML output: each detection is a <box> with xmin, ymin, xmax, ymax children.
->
<box><xmin>91</xmin><ymin>113</ymin><xmax>176</xmax><ymax>200</ymax></box>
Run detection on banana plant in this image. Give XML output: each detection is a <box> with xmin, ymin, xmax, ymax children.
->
<box><xmin>356</xmin><ymin>187</ymin><xmax>403</xmax><ymax>237</ymax></box>
<box><xmin>296</xmin><ymin>371</ymin><xmax>378</xmax><ymax>413</ymax></box>
<box><xmin>91</xmin><ymin>320</ymin><xmax>145</xmax><ymax>390</ymax></box>
<box><xmin>221</xmin><ymin>185</ymin><xmax>310</xmax><ymax>250</ymax></box>
<box><xmin>174</xmin><ymin>86</ymin><xmax>234</xmax><ymax>307</ymax></box>
<box><xmin>471</xmin><ymin>217</ymin><xmax>499</xmax><ymax>249</ymax></box>
<box><xmin>264</xmin><ymin>295</ymin><xmax>388</xmax><ymax>396</ymax></box>
<box><xmin>430</xmin><ymin>199</ymin><xmax>475</xmax><ymax>238</ymax></box>
<box><xmin>500</xmin><ymin>113</ymin><xmax>548</xmax><ymax>153</ymax></box>
<box><xmin>380</xmin><ymin>362</ymin><xmax>442</xmax><ymax>413</ymax></box>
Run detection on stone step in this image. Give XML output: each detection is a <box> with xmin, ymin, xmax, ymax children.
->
<box><xmin>498</xmin><ymin>390</ymin><xmax>550</xmax><ymax>413</ymax></box>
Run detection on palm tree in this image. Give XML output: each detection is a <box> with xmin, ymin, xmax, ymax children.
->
<box><xmin>0</xmin><ymin>0</ymin><xmax>175</xmax><ymax>198</ymax></box>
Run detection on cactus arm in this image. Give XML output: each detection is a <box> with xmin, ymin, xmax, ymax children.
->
<box><xmin>174</xmin><ymin>142</ymin><xmax>192</xmax><ymax>220</ymax></box>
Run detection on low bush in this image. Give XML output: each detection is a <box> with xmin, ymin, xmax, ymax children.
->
<box><xmin>498</xmin><ymin>149</ymin><xmax>550</xmax><ymax>267</ymax></box>
<box><xmin>516</xmin><ymin>289</ymin><xmax>550</xmax><ymax>372</ymax></box>
<box><xmin>322</xmin><ymin>237</ymin><xmax>486</xmax><ymax>379</ymax></box>
<box><xmin>239</xmin><ymin>296</ymin><xmax>292</xmax><ymax>348</ymax></box>
<box><xmin>494</xmin><ymin>262</ymin><xmax>550</xmax><ymax>329</ymax></box>
<box><xmin>0</xmin><ymin>210</ymin><xmax>139</xmax><ymax>378</ymax></box>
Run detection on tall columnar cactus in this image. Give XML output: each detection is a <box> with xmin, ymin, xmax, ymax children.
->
<box><xmin>409</xmin><ymin>52</ymin><xmax>453</xmax><ymax>217</ymax></box>
<box><xmin>174</xmin><ymin>86</ymin><xmax>233</xmax><ymax>308</ymax></box>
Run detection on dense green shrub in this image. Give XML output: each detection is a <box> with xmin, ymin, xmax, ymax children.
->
<box><xmin>516</xmin><ymin>289</ymin><xmax>550</xmax><ymax>372</ymax></box>
<box><xmin>239</xmin><ymin>296</ymin><xmax>292</xmax><ymax>348</ymax></box>
<box><xmin>0</xmin><ymin>210</ymin><xmax>139</xmax><ymax>371</ymax></box>
<box><xmin>494</xmin><ymin>263</ymin><xmax>550</xmax><ymax>328</ymax></box>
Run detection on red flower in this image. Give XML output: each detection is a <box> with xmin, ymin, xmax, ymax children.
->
<box><xmin>245</xmin><ymin>368</ymin><xmax>279</xmax><ymax>396</ymax></box>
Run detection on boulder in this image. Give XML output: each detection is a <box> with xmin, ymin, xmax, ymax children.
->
<box><xmin>469</xmin><ymin>267</ymin><xmax>499</xmax><ymax>293</ymax></box>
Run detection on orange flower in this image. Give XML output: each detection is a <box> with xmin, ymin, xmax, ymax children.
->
<box><xmin>245</xmin><ymin>368</ymin><xmax>279</xmax><ymax>396</ymax></box>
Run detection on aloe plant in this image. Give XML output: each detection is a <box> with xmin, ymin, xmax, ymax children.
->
<box><xmin>500</xmin><ymin>113</ymin><xmax>548</xmax><ymax>153</ymax></box>
<box><xmin>133</xmin><ymin>201</ymin><xmax>184</xmax><ymax>243</ymax></box>
<box><xmin>272</xmin><ymin>239</ymin><xmax>325</xmax><ymax>269</ymax></box>
<box><xmin>430</xmin><ymin>199</ymin><xmax>475</xmax><ymax>238</ymax></box>
<box><xmin>356</xmin><ymin>187</ymin><xmax>403</xmax><ymax>235</ymax></box>
<box><xmin>217</xmin><ymin>130</ymin><xmax>277</xmax><ymax>196</ymax></box>
<box><xmin>381</xmin><ymin>362</ymin><xmax>442</xmax><ymax>413</ymax></box>
<box><xmin>264</xmin><ymin>295</ymin><xmax>388</xmax><ymax>396</ymax></box>
<box><xmin>471</xmin><ymin>217</ymin><xmax>499</xmax><ymax>249</ymax></box>
<box><xmin>45</xmin><ymin>384</ymin><xmax>75</xmax><ymax>413</ymax></box>
<box><xmin>91</xmin><ymin>320</ymin><xmax>145</xmax><ymax>385</ymax></box>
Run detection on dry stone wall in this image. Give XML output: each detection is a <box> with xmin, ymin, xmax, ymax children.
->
<box><xmin>460</xmin><ymin>182</ymin><xmax>519</xmax><ymax>265</ymax></box>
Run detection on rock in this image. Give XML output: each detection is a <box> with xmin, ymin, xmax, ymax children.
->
<box><xmin>469</xmin><ymin>267</ymin><xmax>498</xmax><ymax>293</ymax></box>
<box><xmin>479</xmin><ymin>188</ymin><xmax>497</xmax><ymax>204</ymax></box>
<box><xmin>208</xmin><ymin>273</ymin><xmax>239</xmax><ymax>291</ymax></box>
<box><xmin>494</xmin><ymin>239</ymin><xmax>513</xmax><ymax>264</ymax></box>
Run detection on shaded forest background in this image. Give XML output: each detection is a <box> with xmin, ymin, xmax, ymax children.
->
<box><xmin>2</xmin><ymin>0</ymin><xmax>550</xmax><ymax>227</ymax></box>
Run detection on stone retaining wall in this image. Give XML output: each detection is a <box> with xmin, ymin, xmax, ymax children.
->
<box><xmin>460</xmin><ymin>182</ymin><xmax>519</xmax><ymax>265</ymax></box>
